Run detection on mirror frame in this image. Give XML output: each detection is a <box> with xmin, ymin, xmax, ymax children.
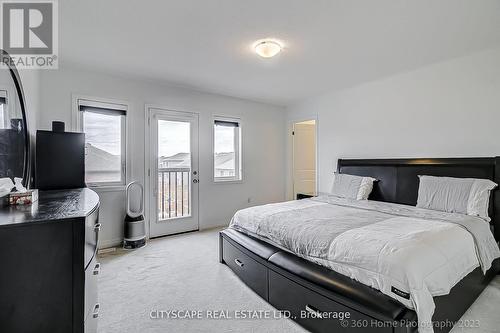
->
<box><xmin>0</xmin><ymin>49</ymin><xmax>31</xmax><ymax>188</ymax></box>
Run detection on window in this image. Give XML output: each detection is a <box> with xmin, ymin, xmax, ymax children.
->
<box><xmin>77</xmin><ymin>99</ymin><xmax>127</xmax><ymax>186</ymax></box>
<box><xmin>213</xmin><ymin>117</ymin><xmax>241</xmax><ymax>182</ymax></box>
<box><xmin>0</xmin><ymin>90</ymin><xmax>6</xmax><ymax>129</ymax></box>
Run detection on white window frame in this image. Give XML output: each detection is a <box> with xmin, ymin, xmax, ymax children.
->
<box><xmin>72</xmin><ymin>95</ymin><xmax>128</xmax><ymax>188</ymax></box>
<box><xmin>212</xmin><ymin>115</ymin><xmax>242</xmax><ymax>183</ymax></box>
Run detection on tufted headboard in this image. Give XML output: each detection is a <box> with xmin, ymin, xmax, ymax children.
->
<box><xmin>337</xmin><ymin>157</ymin><xmax>500</xmax><ymax>241</ymax></box>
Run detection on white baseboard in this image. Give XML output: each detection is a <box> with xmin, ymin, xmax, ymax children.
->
<box><xmin>98</xmin><ymin>224</ymin><xmax>227</xmax><ymax>250</ymax></box>
<box><xmin>99</xmin><ymin>238</ymin><xmax>123</xmax><ymax>249</ymax></box>
<box><xmin>199</xmin><ymin>222</ymin><xmax>229</xmax><ymax>231</ymax></box>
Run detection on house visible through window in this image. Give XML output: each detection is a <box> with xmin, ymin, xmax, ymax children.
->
<box><xmin>213</xmin><ymin>117</ymin><xmax>241</xmax><ymax>182</ymax></box>
<box><xmin>78</xmin><ymin>99</ymin><xmax>127</xmax><ymax>186</ymax></box>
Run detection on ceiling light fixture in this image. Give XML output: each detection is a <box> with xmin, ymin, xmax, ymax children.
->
<box><xmin>254</xmin><ymin>40</ymin><xmax>282</xmax><ymax>58</ymax></box>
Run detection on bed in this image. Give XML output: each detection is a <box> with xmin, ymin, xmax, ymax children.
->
<box><xmin>219</xmin><ymin>157</ymin><xmax>500</xmax><ymax>333</ymax></box>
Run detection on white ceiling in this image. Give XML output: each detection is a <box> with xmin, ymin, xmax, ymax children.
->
<box><xmin>60</xmin><ymin>0</ymin><xmax>500</xmax><ymax>106</ymax></box>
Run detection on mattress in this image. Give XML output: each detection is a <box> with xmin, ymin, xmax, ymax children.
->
<box><xmin>229</xmin><ymin>195</ymin><xmax>500</xmax><ymax>333</ymax></box>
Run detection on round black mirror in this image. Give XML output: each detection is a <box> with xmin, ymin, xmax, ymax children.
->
<box><xmin>0</xmin><ymin>49</ymin><xmax>31</xmax><ymax>188</ymax></box>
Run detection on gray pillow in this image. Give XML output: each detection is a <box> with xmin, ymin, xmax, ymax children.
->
<box><xmin>416</xmin><ymin>175</ymin><xmax>497</xmax><ymax>221</ymax></box>
<box><xmin>330</xmin><ymin>173</ymin><xmax>376</xmax><ymax>200</ymax></box>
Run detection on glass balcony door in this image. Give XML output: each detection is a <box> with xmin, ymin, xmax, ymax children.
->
<box><xmin>148</xmin><ymin>108</ymin><xmax>199</xmax><ymax>237</ymax></box>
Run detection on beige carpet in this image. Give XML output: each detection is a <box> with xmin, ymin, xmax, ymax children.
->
<box><xmin>98</xmin><ymin>228</ymin><xmax>500</xmax><ymax>333</ymax></box>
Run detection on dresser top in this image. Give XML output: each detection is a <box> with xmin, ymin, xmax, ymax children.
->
<box><xmin>0</xmin><ymin>188</ymin><xmax>99</xmax><ymax>227</ymax></box>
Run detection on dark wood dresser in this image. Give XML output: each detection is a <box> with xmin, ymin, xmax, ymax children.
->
<box><xmin>0</xmin><ymin>188</ymin><xmax>100</xmax><ymax>333</ymax></box>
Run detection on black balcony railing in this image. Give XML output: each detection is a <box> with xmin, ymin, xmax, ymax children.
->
<box><xmin>158</xmin><ymin>168</ymin><xmax>190</xmax><ymax>219</ymax></box>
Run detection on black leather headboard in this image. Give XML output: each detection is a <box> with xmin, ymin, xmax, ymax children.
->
<box><xmin>337</xmin><ymin>157</ymin><xmax>500</xmax><ymax>241</ymax></box>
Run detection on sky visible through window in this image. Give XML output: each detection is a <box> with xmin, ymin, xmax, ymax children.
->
<box><xmin>214</xmin><ymin>125</ymin><xmax>235</xmax><ymax>154</ymax></box>
<box><xmin>158</xmin><ymin>120</ymin><xmax>190</xmax><ymax>157</ymax></box>
<box><xmin>157</xmin><ymin>120</ymin><xmax>234</xmax><ymax>157</ymax></box>
<box><xmin>83</xmin><ymin>116</ymin><xmax>235</xmax><ymax>161</ymax></box>
<box><xmin>83</xmin><ymin>112</ymin><xmax>121</xmax><ymax>155</ymax></box>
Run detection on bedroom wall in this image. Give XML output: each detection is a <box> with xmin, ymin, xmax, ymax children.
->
<box><xmin>38</xmin><ymin>67</ymin><xmax>286</xmax><ymax>247</ymax></box>
<box><xmin>286</xmin><ymin>47</ymin><xmax>500</xmax><ymax>199</ymax></box>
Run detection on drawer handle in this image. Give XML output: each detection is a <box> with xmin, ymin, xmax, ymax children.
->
<box><xmin>94</xmin><ymin>223</ymin><xmax>101</xmax><ymax>232</ymax></box>
<box><xmin>93</xmin><ymin>263</ymin><xmax>101</xmax><ymax>275</ymax></box>
<box><xmin>234</xmin><ymin>258</ymin><xmax>244</xmax><ymax>267</ymax></box>
<box><xmin>305</xmin><ymin>304</ymin><xmax>323</xmax><ymax>319</ymax></box>
<box><xmin>93</xmin><ymin>303</ymin><xmax>100</xmax><ymax>319</ymax></box>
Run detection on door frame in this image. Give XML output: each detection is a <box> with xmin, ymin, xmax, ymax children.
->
<box><xmin>288</xmin><ymin>115</ymin><xmax>319</xmax><ymax>200</ymax></box>
<box><xmin>144</xmin><ymin>105</ymin><xmax>200</xmax><ymax>238</ymax></box>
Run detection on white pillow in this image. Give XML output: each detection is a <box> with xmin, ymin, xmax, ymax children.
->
<box><xmin>416</xmin><ymin>175</ymin><xmax>497</xmax><ymax>221</ymax></box>
<box><xmin>330</xmin><ymin>173</ymin><xmax>376</xmax><ymax>200</ymax></box>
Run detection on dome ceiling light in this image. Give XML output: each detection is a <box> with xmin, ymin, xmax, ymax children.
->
<box><xmin>254</xmin><ymin>40</ymin><xmax>283</xmax><ymax>58</ymax></box>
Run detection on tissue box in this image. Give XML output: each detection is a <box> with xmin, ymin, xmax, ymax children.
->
<box><xmin>9</xmin><ymin>189</ymin><xmax>39</xmax><ymax>205</ymax></box>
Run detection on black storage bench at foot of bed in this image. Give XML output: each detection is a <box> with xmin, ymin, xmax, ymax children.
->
<box><xmin>219</xmin><ymin>228</ymin><xmax>498</xmax><ymax>333</ymax></box>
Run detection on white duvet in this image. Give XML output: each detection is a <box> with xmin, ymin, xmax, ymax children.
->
<box><xmin>229</xmin><ymin>196</ymin><xmax>500</xmax><ymax>333</ymax></box>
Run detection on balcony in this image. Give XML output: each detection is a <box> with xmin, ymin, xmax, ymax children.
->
<box><xmin>158</xmin><ymin>167</ymin><xmax>190</xmax><ymax>220</ymax></box>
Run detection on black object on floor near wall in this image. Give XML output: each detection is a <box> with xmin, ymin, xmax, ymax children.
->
<box><xmin>296</xmin><ymin>193</ymin><xmax>314</xmax><ymax>200</ymax></box>
<box><xmin>35</xmin><ymin>122</ymin><xmax>85</xmax><ymax>190</ymax></box>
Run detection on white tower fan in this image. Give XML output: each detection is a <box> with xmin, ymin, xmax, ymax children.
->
<box><xmin>123</xmin><ymin>181</ymin><xmax>146</xmax><ymax>249</ymax></box>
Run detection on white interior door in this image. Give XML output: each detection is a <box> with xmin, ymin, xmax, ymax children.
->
<box><xmin>293</xmin><ymin>120</ymin><xmax>316</xmax><ymax>198</ymax></box>
<box><xmin>148</xmin><ymin>108</ymin><xmax>199</xmax><ymax>237</ymax></box>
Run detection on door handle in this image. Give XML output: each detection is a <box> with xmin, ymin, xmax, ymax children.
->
<box><xmin>193</xmin><ymin>179</ymin><xmax>199</xmax><ymax>183</ymax></box>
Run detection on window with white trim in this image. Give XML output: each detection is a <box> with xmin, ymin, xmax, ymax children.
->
<box><xmin>213</xmin><ymin>117</ymin><xmax>241</xmax><ymax>182</ymax></box>
<box><xmin>77</xmin><ymin>99</ymin><xmax>127</xmax><ymax>186</ymax></box>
